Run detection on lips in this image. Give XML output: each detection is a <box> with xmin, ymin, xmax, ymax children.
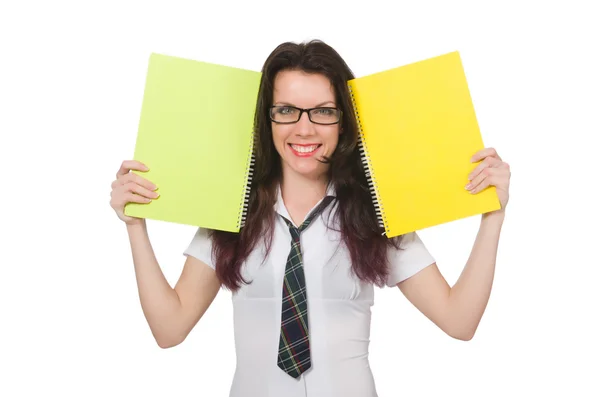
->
<box><xmin>290</xmin><ymin>144</ymin><xmax>318</xmax><ymax>152</ymax></box>
<box><xmin>288</xmin><ymin>143</ymin><xmax>322</xmax><ymax>157</ymax></box>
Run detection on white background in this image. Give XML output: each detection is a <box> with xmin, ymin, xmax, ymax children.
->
<box><xmin>1</xmin><ymin>0</ymin><xmax>599</xmax><ymax>396</ymax></box>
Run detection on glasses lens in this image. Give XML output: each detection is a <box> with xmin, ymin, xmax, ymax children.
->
<box><xmin>271</xmin><ymin>106</ymin><xmax>299</xmax><ymax>123</ymax></box>
<box><xmin>310</xmin><ymin>108</ymin><xmax>340</xmax><ymax>124</ymax></box>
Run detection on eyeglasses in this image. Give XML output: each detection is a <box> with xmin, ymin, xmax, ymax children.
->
<box><xmin>269</xmin><ymin>105</ymin><xmax>342</xmax><ymax>125</ymax></box>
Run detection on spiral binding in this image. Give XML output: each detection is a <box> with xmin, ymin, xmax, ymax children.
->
<box><xmin>348</xmin><ymin>83</ymin><xmax>388</xmax><ymax>236</ymax></box>
<box><xmin>237</xmin><ymin>131</ymin><xmax>256</xmax><ymax>230</ymax></box>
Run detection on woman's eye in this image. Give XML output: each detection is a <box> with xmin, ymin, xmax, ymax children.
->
<box><xmin>278</xmin><ymin>106</ymin><xmax>295</xmax><ymax>114</ymax></box>
<box><xmin>316</xmin><ymin>108</ymin><xmax>333</xmax><ymax>115</ymax></box>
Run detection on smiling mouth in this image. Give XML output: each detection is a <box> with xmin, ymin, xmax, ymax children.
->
<box><xmin>289</xmin><ymin>144</ymin><xmax>321</xmax><ymax>154</ymax></box>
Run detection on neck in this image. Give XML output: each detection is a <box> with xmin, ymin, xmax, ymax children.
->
<box><xmin>280</xmin><ymin>167</ymin><xmax>330</xmax><ymax>224</ymax></box>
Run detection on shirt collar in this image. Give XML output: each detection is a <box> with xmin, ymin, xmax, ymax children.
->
<box><xmin>275</xmin><ymin>183</ymin><xmax>336</xmax><ymax>226</ymax></box>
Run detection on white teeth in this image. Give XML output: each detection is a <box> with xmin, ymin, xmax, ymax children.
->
<box><xmin>291</xmin><ymin>144</ymin><xmax>319</xmax><ymax>153</ymax></box>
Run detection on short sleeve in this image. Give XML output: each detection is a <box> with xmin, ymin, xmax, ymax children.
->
<box><xmin>183</xmin><ymin>228</ymin><xmax>216</xmax><ymax>270</ymax></box>
<box><xmin>386</xmin><ymin>232</ymin><xmax>435</xmax><ymax>287</ymax></box>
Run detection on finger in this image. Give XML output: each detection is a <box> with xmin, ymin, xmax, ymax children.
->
<box><xmin>116</xmin><ymin>160</ymin><xmax>149</xmax><ymax>179</ymax></box>
<box><xmin>126</xmin><ymin>191</ymin><xmax>154</xmax><ymax>204</ymax></box>
<box><xmin>110</xmin><ymin>191</ymin><xmax>153</xmax><ymax>211</ymax></box>
<box><xmin>469</xmin><ymin>174</ymin><xmax>507</xmax><ymax>194</ymax></box>
<box><xmin>468</xmin><ymin>178</ymin><xmax>492</xmax><ymax>194</ymax></box>
<box><xmin>123</xmin><ymin>181</ymin><xmax>160</xmax><ymax>199</ymax></box>
<box><xmin>120</xmin><ymin>192</ymin><xmax>154</xmax><ymax>207</ymax></box>
<box><xmin>466</xmin><ymin>167</ymin><xmax>500</xmax><ymax>192</ymax></box>
<box><xmin>471</xmin><ymin>147</ymin><xmax>502</xmax><ymax>163</ymax></box>
<box><xmin>467</xmin><ymin>168</ymin><xmax>510</xmax><ymax>194</ymax></box>
<box><xmin>116</xmin><ymin>172</ymin><xmax>158</xmax><ymax>191</ymax></box>
<box><xmin>467</xmin><ymin>157</ymin><xmax>502</xmax><ymax>181</ymax></box>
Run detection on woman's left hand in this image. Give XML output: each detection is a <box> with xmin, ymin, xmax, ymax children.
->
<box><xmin>466</xmin><ymin>147</ymin><xmax>511</xmax><ymax>211</ymax></box>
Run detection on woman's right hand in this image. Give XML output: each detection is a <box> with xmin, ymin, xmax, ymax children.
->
<box><xmin>110</xmin><ymin>160</ymin><xmax>159</xmax><ymax>225</ymax></box>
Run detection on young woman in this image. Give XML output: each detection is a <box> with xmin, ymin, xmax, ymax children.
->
<box><xmin>110</xmin><ymin>40</ymin><xmax>511</xmax><ymax>396</ymax></box>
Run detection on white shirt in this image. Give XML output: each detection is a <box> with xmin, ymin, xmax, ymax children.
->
<box><xmin>183</xmin><ymin>185</ymin><xmax>435</xmax><ymax>397</ymax></box>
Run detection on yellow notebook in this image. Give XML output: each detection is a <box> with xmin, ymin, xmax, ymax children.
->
<box><xmin>123</xmin><ymin>53</ymin><xmax>261</xmax><ymax>232</ymax></box>
<box><xmin>348</xmin><ymin>51</ymin><xmax>501</xmax><ymax>237</ymax></box>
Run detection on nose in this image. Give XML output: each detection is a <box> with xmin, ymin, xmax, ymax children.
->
<box><xmin>295</xmin><ymin>110</ymin><xmax>315</xmax><ymax>136</ymax></box>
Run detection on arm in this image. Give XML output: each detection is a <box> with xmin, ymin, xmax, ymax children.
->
<box><xmin>397</xmin><ymin>211</ymin><xmax>505</xmax><ymax>340</ymax></box>
<box><xmin>127</xmin><ymin>222</ymin><xmax>221</xmax><ymax>348</ymax></box>
<box><xmin>398</xmin><ymin>147</ymin><xmax>510</xmax><ymax>340</ymax></box>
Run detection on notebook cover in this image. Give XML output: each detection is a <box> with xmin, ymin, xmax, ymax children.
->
<box><xmin>124</xmin><ymin>53</ymin><xmax>261</xmax><ymax>232</ymax></box>
<box><xmin>348</xmin><ymin>51</ymin><xmax>501</xmax><ymax>237</ymax></box>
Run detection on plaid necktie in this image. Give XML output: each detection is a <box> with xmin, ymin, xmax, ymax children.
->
<box><xmin>277</xmin><ymin>196</ymin><xmax>335</xmax><ymax>378</ymax></box>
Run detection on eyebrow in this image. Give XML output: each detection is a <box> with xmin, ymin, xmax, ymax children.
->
<box><xmin>274</xmin><ymin>101</ymin><xmax>336</xmax><ymax>107</ymax></box>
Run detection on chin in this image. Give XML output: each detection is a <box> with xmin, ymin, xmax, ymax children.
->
<box><xmin>285</xmin><ymin>159</ymin><xmax>328</xmax><ymax>179</ymax></box>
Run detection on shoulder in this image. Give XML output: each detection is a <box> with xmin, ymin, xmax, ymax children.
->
<box><xmin>385</xmin><ymin>232</ymin><xmax>436</xmax><ymax>287</ymax></box>
<box><xmin>183</xmin><ymin>228</ymin><xmax>215</xmax><ymax>269</ymax></box>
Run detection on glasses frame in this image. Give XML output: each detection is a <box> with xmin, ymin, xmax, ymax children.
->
<box><xmin>269</xmin><ymin>105</ymin><xmax>343</xmax><ymax>125</ymax></box>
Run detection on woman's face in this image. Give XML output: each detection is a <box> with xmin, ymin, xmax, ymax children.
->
<box><xmin>271</xmin><ymin>70</ymin><xmax>341</xmax><ymax>181</ymax></box>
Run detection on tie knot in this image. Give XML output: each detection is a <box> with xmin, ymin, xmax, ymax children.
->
<box><xmin>282</xmin><ymin>196</ymin><xmax>334</xmax><ymax>236</ymax></box>
<box><xmin>288</xmin><ymin>226</ymin><xmax>301</xmax><ymax>242</ymax></box>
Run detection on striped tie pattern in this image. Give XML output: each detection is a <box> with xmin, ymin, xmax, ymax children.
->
<box><xmin>277</xmin><ymin>196</ymin><xmax>334</xmax><ymax>378</ymax></box>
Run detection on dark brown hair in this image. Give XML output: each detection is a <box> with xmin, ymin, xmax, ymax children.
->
<box><xmin>210</xmin><ymin>39</ymin><xmax>403</xmax><ymax>291</ymax></box>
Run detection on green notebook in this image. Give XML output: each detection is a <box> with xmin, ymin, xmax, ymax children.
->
<box><xmin>124</xmin><ymin>53</ymin><xmax>261</xmax><ymax>232</ymax></box>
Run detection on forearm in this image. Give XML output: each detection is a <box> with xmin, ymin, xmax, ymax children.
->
<box><xmin>448</xmin><ymin>211</ymin><xmax>505</xmax><ymax>339</ymax></box>
<box><xmin>126</xmin><ymin>222</ymin><xmax>184</xmax><ymax>346</ymax></box>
